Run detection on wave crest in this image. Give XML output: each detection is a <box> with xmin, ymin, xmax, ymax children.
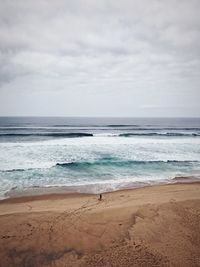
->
<box><xmin>56</xmin><ymin>159</ymin><xmax>199</xmax><ymax>169</ymax></box>
<box><xmin>0</xmin><ymin>132</ymin><xmax>93</xmax><ymax>138</ymax></box>
<box><xmin>119</xmin><ymin>132</ymin><xmax>200</xmax><ymax>137</ymax></box>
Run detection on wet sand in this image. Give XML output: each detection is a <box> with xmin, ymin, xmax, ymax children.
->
<box><xmin>0</xmin><ymin>182</ymin><xmax>200</xmax><ymax>267</ymax></box>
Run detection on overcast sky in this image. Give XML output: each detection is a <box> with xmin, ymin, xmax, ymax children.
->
<box><xmin>0</xmin><ymin>0</ymin><xmax>200</xmax><ymax>117</ymax></box>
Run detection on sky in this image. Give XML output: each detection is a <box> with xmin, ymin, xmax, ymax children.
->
<box><xmin>0</xmin><ymin>0</ymin><xmax>200</xmax><ymax>117</ymax></box>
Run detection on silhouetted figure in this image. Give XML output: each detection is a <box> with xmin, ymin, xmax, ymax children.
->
<box><xmin>99</xmin><ymin>194</ymin><xmax>102</xmax><ymax>201</ymax></box>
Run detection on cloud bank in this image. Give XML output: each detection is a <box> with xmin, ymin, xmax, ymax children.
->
<box><xmin>0</xmin><ymin>0</ymin><xmax>200</xmax><ymax>116</ymax></box>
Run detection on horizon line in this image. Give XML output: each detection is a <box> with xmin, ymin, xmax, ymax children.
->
<box><xmin>0</xmin><ymin>116</ymin><xmax>200</xmax><ymax>119</ymax></box>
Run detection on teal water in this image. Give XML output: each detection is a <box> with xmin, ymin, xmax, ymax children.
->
<box><xmin>0</xmin><ymin>117</ymin><xmax>200</xmax><ymax>198</ymax></box>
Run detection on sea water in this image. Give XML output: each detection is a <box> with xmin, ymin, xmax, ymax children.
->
<box><xmin>0</xmin><ymin>117</ymin><xmax>200</xmax><ymax>198</ymax></box>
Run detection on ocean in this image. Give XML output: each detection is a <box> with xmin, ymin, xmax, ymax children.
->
<box><xmin>0</xmin><ymin>117</ymin><xmax>200</xmax><ymax>198</ymax></box>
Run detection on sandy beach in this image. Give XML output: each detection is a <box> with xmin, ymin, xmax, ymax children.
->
<box><xmin>0</xmin><ymin>182</ymin><xmax>200</xmax><ymax>267</ymax></box>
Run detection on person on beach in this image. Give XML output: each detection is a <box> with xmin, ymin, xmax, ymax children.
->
<box><xmin>99</xmin><ymin>194</ymin><xmax>102</xmax><ymax>201</ymax></box>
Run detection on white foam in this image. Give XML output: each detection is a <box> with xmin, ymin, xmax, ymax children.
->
<box><xmin>0</xmin><ymin>133</ymin><xmax>200</xmax><ymax>198</ymax></box>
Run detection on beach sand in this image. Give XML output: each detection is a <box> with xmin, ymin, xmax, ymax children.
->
<box><xmin>0</xmin><ymin>183</ymin><xmax>200</xmax><ymax>267</ymax></box>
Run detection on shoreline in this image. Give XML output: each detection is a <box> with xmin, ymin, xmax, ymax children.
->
<box><xmin>0</xmin><ymin>180</ymin><xmax>200</xmax><ymax>207</ymax></box>
<box><xmin>1</xmin><ymin>180</ymin><xmax>200</xmax><ymax>205</ymax></box>
<box><xmin>2</xmin><ymin>175</ymin><xmax>200</xmax><ymax>202</ymax></box>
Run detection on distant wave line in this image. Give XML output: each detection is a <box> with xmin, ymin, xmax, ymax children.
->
<box><xmin>1</xmin><ymin>126</ymin><xmax>200</xmax><ymax>130</ymax></box>
<box><xmin>0</xmin><ymin>132</ymin><xmax>200</xmax><ymax>138</ymax></box>
<box><xmin>119</xmin><ymin>132</ymin><xmax>200</xmax><ymax>137</ymax></box>
<box><xmin>0</xmin><ymin>133</ymin><xmax>93</xmax><ymax>137</ymax></box>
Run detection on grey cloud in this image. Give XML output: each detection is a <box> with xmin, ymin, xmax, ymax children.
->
<box><xmin>0</xmin><ymin>0</ymin><xmax>200</xmax><ymax>116</ymax></box>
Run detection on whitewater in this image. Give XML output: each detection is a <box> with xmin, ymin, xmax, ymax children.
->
<box><xmin>0</xmin><ymin>117</ymin><xmax>200</xmax><ymax>198</ymax></box>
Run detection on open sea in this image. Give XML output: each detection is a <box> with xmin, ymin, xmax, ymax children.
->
<box><xmin>0</xmin><ymin>117</ymin><xmax>200</xmax><ymax>199</ymax></box>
